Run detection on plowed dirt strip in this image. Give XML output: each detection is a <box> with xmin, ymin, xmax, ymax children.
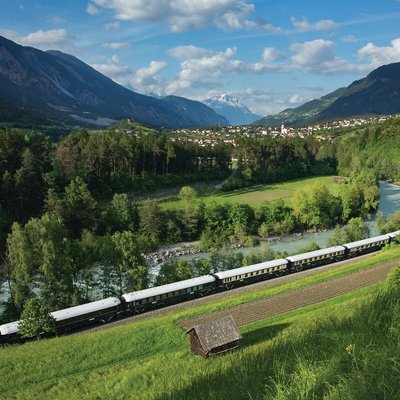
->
<box><xmin>180</xmin><ymin>260</ymin><xmax>398</xmax><ymax>330</ymax></box>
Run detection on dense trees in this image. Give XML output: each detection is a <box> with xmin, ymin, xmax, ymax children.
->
<box><xmin>378</xmin><ymin>211</ymin><xmax>400</xmax><ymax>234</ymax></box>
<box><xmin>0</xmin><ymin>129</ymin><xmax>52</xmax><ymax>227</ymax></box>
<box><xmin>0</xmin><ymin>120</ymin><xmax>396</xmax><ymax>323</ymax></box>
<box><xmin>328</xmin><ymin>218</ymin><xmax>370</xmax><ymax>245</ymax></box>
<box><xmin>335</xmin><ymin>118</ymin><xmax>400</xmax><ymax>182</ymax></box>
<box><xmin>221</xmin><ymin>136</ymin><xmax>335</xmax><ymax>190</ymax></box>
<box><xmin>292</xmin><ymin>184</ymin><xmax>340</xmax><ymax>229</ymax></box>
<box><xmin>55</xmin><ymin>128</ymin><xmax>230</xmax><ymax>194</ymax></box>
<box><xmin>7</xmin><ymin>214</ymin><xmax>77</xmax><ymax>310</ymax></box>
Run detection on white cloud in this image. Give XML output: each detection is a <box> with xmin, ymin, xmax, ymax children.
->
<box><xmin>166</xmin><ymin>46</ymin><xmax>283</xmax><ymax>95</ymax></box>
<box><xmin>90</xmin><ymin>55</ymin><xmax>168</xmax><ymax>95</ymax></box>
<box><xmin>262</xmin><ymin>47</ymin><xmax>284</xmax><ymax>63</ymax></box>
<box><xmin>131</xmin><ymin>61</ymin><xmax>168</xmax><ymax>93</ymax></box>
<box><xmin>0</xmin><ymin>28</ymin><xmax>72</xmax><ymax>49</ymax></box>
<box><xmin>290</xmin><ymin>39</ymin><xmax>370</xmax><ymax>74</ymax></box>
<box><xmin>86</xmin><ymin>3</ymin><xmax>100</xmax><ymax>15</ymax></box>
<box><xmin>341</xmin><ymin>35</ymin><xmax>358</xmax><ymax>43</ymax></box>
<box><xmin>357</xmin><ymin>38</ymin><xmax>400</xmax><ymax>67</ymax></box>
<box><xmin>91</xmin><ymin>55</ymin><xmax>131</xmax><ymax>80</ymax></box>
<box><xmin>168</xmin><ymin>45</ymin><xmax>214</xmax><ymax>59</ymax></box>
<box><xmin>90</xmin><ymin>0</ymin><xmax>280</xmax><ymax>32</ymax></box>
<box><xmin>291</xmin><ymin>17</ymin><xmax>337</xmax><ymax>32</ymax></box>
<box><xmin>288</xmin><ymin>94</ymin><xmax>308</xmax><ymax>104</ymax></box>
<box><xmin>102</xmin><ymin>42</ymin><xmax>130</xmax><ymax>49</ymax></box>
<box><xmin>103</xmin><ymin>21</ymin><xmax>121</xmax><ymax>30</ymax></box>
<box><xmin>166</xmin><ymin>47</ymin><xmax>238</xmax><ymax>94</ymax></box>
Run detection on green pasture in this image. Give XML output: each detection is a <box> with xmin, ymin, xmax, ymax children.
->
<box><xmin>158</xmin><ymin>175</ymin><xmax>340</xmax><ymax>210</ymax></box>
<box><xmin>1</xmin><ymin>245</ymin><xmax>400</xmax><ymax>400</ymax></box>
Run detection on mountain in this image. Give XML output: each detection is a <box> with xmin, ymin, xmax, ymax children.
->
<box><xmin>162</xmin><ymin>95</ymin><xmax>229</xmax><ymax>127</ymax></box>
<box><xmin>256</xmin><ymin>62</ymin><xmax>400</xmax><ymax>126</ymax></box>
<box><xmin>0</xmin><ymin>35</ymin><xmax>228</xmax><ymax>129</ymax></box>
<box><xmin>203</xmin><ymin>94</ymin><xmax>261</xmax><ymax>125</ymax></box>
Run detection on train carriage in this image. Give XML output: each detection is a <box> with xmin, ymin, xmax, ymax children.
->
<box><xmin>122</xmin><ymin>275</ymin><xmax>216</xmax><ymax>313</ymax></box>
<box><xmin>0</xmin><ymin>298</ymin><xmax>122</xmax><ymax>343</ymax></box>
<box><xmin>0</xmin><ymin>321</ymin><xmax>20</xmax><ymax>344</ymax></box>
<box><xmin>50</xmin><ymin>297</ymin><xmax>122</xmax><ymax>333</ymax></box>
<box><xmin>2</xmin><ymin>231</ymin><xmax>400</xmax><ymax>344</ymax></box>
<box><xmin>343</xmin><ymin>234</ymin><xmax>391</xmax><ymax>257</ymax></box>
<box><xmin>286</xmin><ymin>246</ymin><xmax>346</xmax><ymax>271</ymax></box>
<box><xmin>213</xmin><ymin>259</ymin><xmax>288</xmax><ymax>289</ymax></box>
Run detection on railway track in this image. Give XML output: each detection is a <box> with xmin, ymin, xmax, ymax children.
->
<box><xmin>85</xmin><ymin>252</ymin><xmax>396</xmax><ymax>334</ymax></box>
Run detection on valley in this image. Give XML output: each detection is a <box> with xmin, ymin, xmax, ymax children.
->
<box><xmin>1</xmin><ymin>3</ymin><xmax>400</xmax><ymax>398</ymax></box>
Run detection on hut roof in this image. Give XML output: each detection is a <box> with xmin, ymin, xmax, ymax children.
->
<box><xmin>186</xmin><ymin>315</ymin><xmax>241</xmax><ymax>353</ymax></box>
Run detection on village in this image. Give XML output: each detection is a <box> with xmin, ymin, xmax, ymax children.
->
<box><xmin>168</xmin><ymin>114</ymin><xmax>400</xmax><ymax>147</ymax></box>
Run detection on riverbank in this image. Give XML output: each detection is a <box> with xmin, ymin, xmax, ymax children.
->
<box><xmin>144</xmin><ymin>229</ymin><xmax>328</xmax><ymax>267</ymax></box>
<box><xmin>146</xmin><ymin>181</ymin><xmax>400</xmax><ymax>269</ymax></box>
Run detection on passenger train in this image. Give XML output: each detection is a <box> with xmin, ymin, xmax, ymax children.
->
<box><xmin>1</xmin><ymin>231</ymin><xmax>399</xmax><ymax>344</ymax></box>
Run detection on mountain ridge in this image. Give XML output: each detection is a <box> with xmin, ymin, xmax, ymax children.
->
<box><xmin>256</xmin><ymin>62</ymin><xmax>400</xmax><ymax>126</ymax></box>
<box><xmin>0</xmin><ymin>35</ymin><xmax>228</xmax><ymax>129</ymax></box>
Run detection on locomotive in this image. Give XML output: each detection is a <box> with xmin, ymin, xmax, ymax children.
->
<box><xmin>1</xmin><ymin>231</ymin><xmax>399</xmax><ymax>344</ymax></box>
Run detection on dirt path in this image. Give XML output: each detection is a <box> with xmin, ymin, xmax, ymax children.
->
<box><xmin>180</xmin><ymin>259</ymin><xmax>398</xmax><ymax>330</ymax></box>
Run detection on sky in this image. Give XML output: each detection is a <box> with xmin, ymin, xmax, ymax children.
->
<box><xmin>1</xmin><ymin>0</ymin><xmax>400</xmax><ymax>116</ymax></box>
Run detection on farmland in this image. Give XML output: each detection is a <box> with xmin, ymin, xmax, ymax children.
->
<box><xmin>1</xmin><ymin>245</ymin><xmax>400</xmax><ymax>400</ymax></box>
<box><xmin>158</xmin><ymin>175</ymin><xmax>340</xmax><ymax>210</ymax></box>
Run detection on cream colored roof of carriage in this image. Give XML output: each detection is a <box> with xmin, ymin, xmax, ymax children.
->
<box><xmin>0</xmin><ymin>320</ymin><xmax>20</xmax><ymax>335</ymax></box>
<box><xmin>122</xmin><ymin>275</ymin><xmax>215</xmax><ymax>303</ymax></box>
<box><xmin>286</xmin><ymin>246</ymin><xmax>345</xmax><ymax>263</ymax></box>
<box><xmin>343</xmin><ymin>234</ymin><xmax>390</xmax><ymax>250</ymax></box>
<box><xmin>50</xmin><ymin>297</ymin><xmax>121</xmax><ymax>321</ymax></box>
<box><xmin>213</xmin><ymin>259</ymin><xmax>288</xmax><ymax>280</ymax></box>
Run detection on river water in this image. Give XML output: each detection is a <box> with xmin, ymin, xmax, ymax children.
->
<box><xmin>167</xmin><ymin>180</ymin><xmax>400</xmax><ymax>264</ymax></box>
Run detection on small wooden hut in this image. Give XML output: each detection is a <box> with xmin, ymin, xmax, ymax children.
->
<box><xmin>186</xmin><ymin>315</ymin><xmax>241</xmax><ymax>357</ymax></box>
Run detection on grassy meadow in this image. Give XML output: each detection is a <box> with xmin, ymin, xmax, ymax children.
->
<box><xmin>1</xmin><ymin>245</ymin><xmax>400</xmax><ymax>399</ymax></box>
<box><xmin>157</xmin><ymin>175</ymin><xmax>339</xmax><ymax>210</ymax></box>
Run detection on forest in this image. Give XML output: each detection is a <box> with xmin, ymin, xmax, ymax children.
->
<box><xmin>1</xmin><ymin>118</ymin><xmax>399</xmax><ymax>323</ymax></box>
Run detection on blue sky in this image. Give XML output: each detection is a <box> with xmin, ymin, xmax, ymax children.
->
<box><xmin>1</xmin><ymin>0</ymin><xmax>400</xmax><ymax>116</ymax></box>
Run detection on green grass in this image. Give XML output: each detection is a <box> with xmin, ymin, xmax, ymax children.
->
<box><xmin>1</xmin><ymin>246</ymin><xmax>400</xmax><ymax>400</ymax></box>
<box><xmin>158</xmin><ymin>175</ymin><xmax>340</xmax><ymax>210</ymax></box>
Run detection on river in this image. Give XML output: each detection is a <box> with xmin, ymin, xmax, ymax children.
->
<box><xmin>158</xmin><ymin>180</ymin><xmax>400</xmax><ymax>267</ymax></box>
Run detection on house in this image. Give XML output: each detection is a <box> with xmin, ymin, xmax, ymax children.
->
<box><xmin>186</xmin><ymin>315</ymin><xmax>242</xmax><ymax>357</ymax></box>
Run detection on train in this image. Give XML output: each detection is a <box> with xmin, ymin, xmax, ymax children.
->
<box><xmin>1</xmin><ymin>230</ymin><xmax>399</xmax><ymax>344</ymax></box>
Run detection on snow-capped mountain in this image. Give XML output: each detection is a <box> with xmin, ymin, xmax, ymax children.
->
<box><xmin>203</xmin><ymin>94</ymin><xmax>261</xmax><ymax>125</ymax></box>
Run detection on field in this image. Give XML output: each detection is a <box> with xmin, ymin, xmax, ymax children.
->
<box><xmin>1</xmin><ymin>245</ymin><xmax>400</xmax><ymax>400</ymax></box>
<box><xmin>158</xmin><ymin>175</ymin><xmax>340</xmax><ymax>210</ymax></box>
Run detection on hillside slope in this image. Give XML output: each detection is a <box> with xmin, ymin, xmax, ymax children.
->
<box><xmin>256</xmin><ymin>62</ymin><xmax>400</xmax><ymax>126</ymax></box>
<box><xmin>1</xmin><ymin>247</ymin><xmax>400</xmax><ymax>400</ymax></box>
<box><xmin>0</xmin><ymin>35</ymin><xmax>228</xmax><ymax>128</ymax></box>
